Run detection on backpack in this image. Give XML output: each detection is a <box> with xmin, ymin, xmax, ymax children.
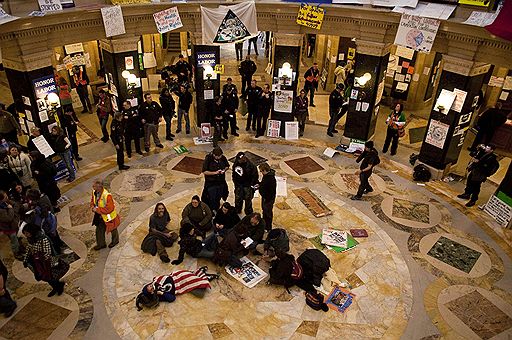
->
<box><xmin>28</xmin><ymin>206</ymin><xmax>58</xmax><ymax>235</ymax></box>
<box><xmin>297</xmin><ymin>249</ymin><xmax>331</xmax><ymax>287</ymax></box>
<box><xmin>413</xmin><ymin>164</ymin><xmax>431</xmax><ymax>182</ymax></box>
<box><xmin>305</xmin><ymin>291</ymin><xmax>329</xmax><ymax>312</ymax></box>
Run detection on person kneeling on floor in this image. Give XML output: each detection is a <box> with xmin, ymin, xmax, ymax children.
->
<box><xmin>263</xmin><ymin>228</ymin><xmax>289</xmax><ymax>259</ymax></box>
<box><xmin>136</xmin><ymin>267</ymin><xmax>219</xmax><ymax>311</ymax></box>
<box><xmin>141</xmin><ymin>203</ymin><xmax>178</xmax><ymax>263</ymax></box>
<box><xmin>171</xmin><ymin>223</ymin><xmax>217</xmax><ymax>265</ymax></box>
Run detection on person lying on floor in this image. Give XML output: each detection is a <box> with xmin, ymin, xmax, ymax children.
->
<box><xmin>171</xmin><ymin>223</ymin><xmax>217</xmax><ymax>265</ymax></box>
<box><xmin>136</xmin><ymin>266</ymin><xmax>219</xmax><ymax>311</ymax></box>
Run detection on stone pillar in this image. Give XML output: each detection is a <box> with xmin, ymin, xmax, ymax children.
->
<box><xmin>418</xmin><ymin>56</ymin><xmax>491</xmax><ymax>171</ymax></box>
<box><xmin>343</xmin><ymin>40</ymin><xmax>391</xmax><ymax>141</ymax></box>
<box><xmin>3</xmin><ymin>50</ymin><xmax>59</xmax><ymax>134</ymax></box>
<box><xmin>193</xmin><ymin>45</ymin><xmax>220</xmax><ymax>126</ymax></box>
<box><xmin>271</xmin><ymin>33</ymin><xmax>302</xmax><ymax>137</ymax></box>
<box><xmin>99</xmin><ymin>36</ymin><xmax>142</xmax><ymax>110</ymax></box>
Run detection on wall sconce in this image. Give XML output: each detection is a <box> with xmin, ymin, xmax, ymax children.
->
<box><xmin>203</xmin><ymin>65</ymin><xmax>214</xmax><ymax>79</ymax></box>
<box><xmin>47</xmin><ymin>92</ymin><xmax>60</xmax><ymax>107</ymax></box>
<box><xmin>127</xmin><ymin>74</ymin><xmax>137</xmax><ymax>85</ymax></box>
<box><xmin>122</xmin><ymin>70</ymin><xmax>131</xmax><ymax>79</ymax></box>
<box><xmin>355</xmin><ymin>72</ymin><xmax>372</xmax><ymax>87</ymax></box>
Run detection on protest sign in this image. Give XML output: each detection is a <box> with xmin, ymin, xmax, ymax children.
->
<box><xmin>153</xmin><ymin>7</ymin><xmax>183</xmax><ymax>34</ymax></box>
<box><xmin>394</xmin><ymin>14</ymin><xmax>440</xmax><ymax>53</ymax></box>
<box><xmin>296</xmin><ymin>4</ymin><xmax>325</xmax><ymax>30</ymax></box>
<box><xmin>38</xmin><ymin>0</ymin><xmax>62</xmax><ymax>12</ymax></box>
<box><xmin>101</xmin><ymin>5</ymin><xmax>126</xmax><ymax>38</ymax></box>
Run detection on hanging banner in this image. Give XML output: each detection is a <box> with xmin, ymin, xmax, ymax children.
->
<box><xmin>64</xmin><ymin>43</ymin><xmax>84</xmax><ymax>54</ymax></box>
<box><xmin>38</xmin><ymin>0</ymin><xmax>62</xmax><ymax>12</ymax></box>
<box><xmin>153</xmin><ymin>7</ymin><xmax>183</xmax><ymax>34</ymax></box>
<box><xmin>394</xmin><ymin>14</ymin><xmax>440</xmax><ymax>53</ymax></box>
<box><xmin>296</xmin><ymin>4</ymin><xmax>325</xmax><ymax>30</ymax></box>
<box><xmin>101</xmin><ymin>5</ymin><xmax>126</xmax><ymax>38</ymax></box>
<box><xmin>201</xmin><ymin>1</ymin><xmax>258</xmax><ymax>44</ymax></box>
<box><xmin>0</xmin><ymin>7</ymin><xmax>19</xmax><ymax>25</ymax></box>
<box><xmin>486</xmin><ymin>0</ymin><xmax>512</xmax><ymax>42</ymax></box>
<box><xmin>332</xmin><ymin>0</ymin><xmax>418</xmax><ymax>7</ymax></box>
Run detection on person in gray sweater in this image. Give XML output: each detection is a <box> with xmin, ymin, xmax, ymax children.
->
<box><xmin>180</xmin><ymin>195</ymin><xmax>212</xmax><ymax>239</ymax></box>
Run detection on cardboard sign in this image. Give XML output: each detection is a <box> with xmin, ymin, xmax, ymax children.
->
<box><xmin>296</xmin><ymin>4</ymin><xmax>325</xmax><ymax>30</ymax></box>
<box><xmin>394</xmin><ymin>14</ymin><xmax>440</xmax><ymax>53</ymax></box>
<box><xmin>200</xmin><ymin>123</ymin><xmax>212</xmax><ymax>140</ymax></box>
<box><xmin>153</xmin><ymin>7</ymin><xmax>183</xmax><ymax>34</ymax></box>
<box><xmin>38</xmin><ymin>0</ymin><xmax>62</xmax><ymax>12</ymax></box>
<box><xmin>267</xmin><ymin>120</ymin><xmax>281</xmax><ymax>138</ymax></box>
<box><xmin>0</xmin><ymin>7</ymin><xmax>19</xmax><ymax>25</ymax></box>
<box><xmin>64</xmin><ymin>43</ymin><xmax>84</xmax><ymax>54</ymax></box>
<box><xmin>273</xmin><ymin>90</ymin><xmax>294</xmax><ymax>113</ymax></box>
<box><xmin>101</xmin><ymin>5</ymin><xmax>126</xmax><ymax>38</ymax></box>
<box><xmin>484</xmin><ymin>192</ymin><xmax>512</xmax><ymax>226</ymax></box>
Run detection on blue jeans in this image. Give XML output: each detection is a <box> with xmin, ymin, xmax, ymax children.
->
<box><xmin>177</xmin><ymin>108</ymin><xmax>190</xmax><ymax>133</ymax></box>
<box><xmin>98</xmin><ymin>115</ymin><xmax>109</xmax><ymax>140</ymax></box>
<box><xmin>196</xmin><ymin>233</ymin><xmax>217</xmax><ymax>259</ymax></box>
<box><xmin>163</xmin><ymin>114</ymin><xmax>172</xmax><ymax>138</ymax></box>
<box><xmin>59</xmin><ymin>150</ymin><xmax>75</xmax><ymax>180</ymax></box>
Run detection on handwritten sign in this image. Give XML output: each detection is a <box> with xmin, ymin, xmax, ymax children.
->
<box><xmin>394</xmin><ymin>14</ymin><xmax>440</xmax><ymax>53</ymax></box>
<box><xmin>296</xmin><ymin>4</ymin><xmax>325</xmax><ymax>30</ymax></box>
<box><xmin>0</xmin><ymin>7</ymin><xmax>19</xmax><ymax>25</ymax></box>
<box><xmin>38</xmin><ymin>0</ymin><xmax>62</xmax><ymax>12</ymax></box>
<box><xmin>101</xmin><ymin>5</ymin><xmax>126</xmax><ymax>38</ymax></box>
<box><xmin>153</xmin><ymin>7</ymin><xmax>183</xmax><ymax>34</ymax></box>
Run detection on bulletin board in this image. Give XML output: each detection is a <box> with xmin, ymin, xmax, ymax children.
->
<box><xmin>390</xmin><ymin>48</ymin><xmax>417</xmax><ymax>101</ymax></box>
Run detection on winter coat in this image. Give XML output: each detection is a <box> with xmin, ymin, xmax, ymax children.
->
<box><xmin>159</xmin><ymin>94</ymin><xmax>176</xmax><ymax>117</ymax></box>
<box><xmin>259</xmin><ymin>169</ymin><xmax>276</xmax><ymax>201</ymax></box>
<box><xmin>232</xmin><ymin>159</ymin><xmax>258</xmax><ymax>188</ymax></box>
<box><xmin>7</xmin><ymin>152</ymin><xmax>32</xmax><ymax>187</ymax></box>
<box><xmin>30</xmin><ymin>158</ymin><xmax>60</xmax><ymax>204</ymax></box>
<box><xmin>264</xmin><ymin>228</ymin><xmax>290</xmax><ymax>254</ymax></box>
<box><xmin>181</xmin><ymin>202</ymin><xmax>212</xmax><ymax>228</ymax></box>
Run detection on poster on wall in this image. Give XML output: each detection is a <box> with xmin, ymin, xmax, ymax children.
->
<box><xmin>101</xmin><ymin>5</ymin><xmax>126</xmax><ymax>38</ymax></box>
<box><xmin>33</xmin><ymin>75</ymin><xmax>59</xmax><ymax>105</ymax></box>
<box><xmin>153</xmin><ymin>7</ymin><xmax>183</xmax><ymax>34</ymax></box>
<box><xmin>434</xmin><ymin>89</ymin><xmax>456</xmax><ymax>113</ymax></box>
<box><xmin>0</xmin><ymin>7</ymin><xmax>19</xmax><ymax>25</ymax></box>
<box><xmin>125</xmin><ymin>56</ymin><xmax>134</xmax><ymax>70</ymax></box>
<box><xmin>267</xmin><ymin>120</ymin><xmax>281</xmax><ymax>138</ymax></box>
<box><xmin>273</xmin><ymin>90</ymin><xmax>294</xmax><ymax>113</ymax></box>
<box><xmin>332</xmin><ymin>0</ymin><xmax>418</xmax><ymax>7</ymax></box>
<box><xmin>425</xmin><ymin>119</ymin><xmax>449</xmax><ymax>149</ymax></box>
<box><xmin>201</xmin><ymin>1</ymin><xmax>258</xmax><ymax>44</ymax></box>
<box><xmin>38</xmin><ymin>0</ymin><xmax>62</xmax><ymax>12</ymax></box>
<box><xmin>451</xmin><ymin>88</ymin><xmax>467</xmax><ymax>113</ymax></box>
<box><xmin>394</xmin><ymin>14</ymin><xmax>440</xmax><ymax>53</ymax></box>
<box><xmin>64</xmin><ymin>43</ymin><xmax>84</xmax><ymax>54</ymax></box>
<box><xmin>296</xmin><ymin>3</ymin><xmax>325</xmax><ymax>30</ymax></box>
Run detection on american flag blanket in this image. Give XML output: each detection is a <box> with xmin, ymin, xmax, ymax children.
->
<box><xmin>152</xmin><ymin>268</ymin><xmax>211</xmax><ymax>295</ymax></box>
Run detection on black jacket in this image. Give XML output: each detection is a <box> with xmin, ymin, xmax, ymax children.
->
<box><xmin>232</xmin><ymin>159</ymin><xmax>258</xmax><ymax>188</ymax></box>
<box><xmin>240</xmin><ymin>215</ymin><xmax>265</xmax><ymax>243</ymax></box>
<box><xmin>357</xmin><ymin>148</ymin><xmax>379</xmax><ymax>173</ymax></box>
<box><xmin>469</xmin><ymin>151</ymin><xmax>498</xmax><ymax>182</ymax></box>
<box><xmin>269</xmin><ymin>254</ymin><xmax>296</xmax><ymax>287</ymax></box>
<box><xmin>294</xmin><ymin>96</ymin><xmax>308</xmax><ymax>116</ymax></box>
<box><xmin>259</xmin><ymin>91</ymin><xmax>273</xmax><ymax>114</ymax></box>
<box><xmin>139</xmin><ymin>101</ymin><xmax>162</xmax><ymax>125</ymax></box>
<box><xmin>30</xmin><ymin>157</ymin><xmax>60</xmax><ymax>204</ymax></box>
<box><xmin>122</xmin><ymin>107</ymin><xmax>141</xmax><ymax>132</ymax></box>
<box><xmin>329</xmin><ymin>89</ymin><xmax>344</xmax><ymax>112</ymax></box>
<box><xmin>213</xmin><ymin>206</ymin><xmax>240</xmax><ymax>231</ymax></box>
<box><xmin>48</xmin><ymin>134</ymin><xmax>68</xmax><ymax>153</ymax></box>
<box><xmin>259</xmin><ymin>169</ymin><xmax>276</xmax><ymax>201</ymax></box>
<box><xmin>110</xmin><ymin>119</ymin><xmax>124</xmax><ymax>146</ymax></box>
<box><xmin>159</xmin><ymin>94</ymin><xmax>175</xmax><ymax>117</ymax></box>
<box><xmin>61</xmin><ymin>113</ymin><xmax>79</xmax><ymax>133</ymax></box>
<box><xmin>246</xmin><ymin>86</ymin><xmax>262</xmax><ymax>108</ymax></box>
<box><xmin>0</xmin><ymin>165</ymin><xmax>20</xmax><ymax>192</ymax></box>
<box><xmin>176</xmin><ymin>91</ymin><xmax>193</xmax><ymax>111</ymax></box>
<box><xmin>239</xmin><ymin>60</ymin><xmax>257</xmax><ymax>77</ymax></box>
<box><xmin>202</xmin><ymin>153</ymin><xmax>229</xmax><ymax>185</ymax></box>
<box><xmin>222</xmin><ymin>92</ymin><xmax>239</xmax><ymax>113</ymax></box>
<box><xmin>174</xmin><ymin>235</ymin><xmax>204</xmax><ymax>264</ymax></box>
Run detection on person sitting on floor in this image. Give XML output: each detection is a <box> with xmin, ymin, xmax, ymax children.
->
<box><xmin>171</xmin><ymin>223</ymin><xmax>217</xmax><ymax>265</ymax></box>
<box><xmin>141</xmin><ymin>203</ymin><xmax>178</xmax><ymax>263</ymax></box>
<box><xmin>240</xmin><ymin>212</ymin><xmax>266</xmax><ymax>255</ymax></box>
<box><xmin>180</xmin><ymin>195</ymin><xmax>213</xmax><ymax>239</ymax></box>
<box><xmin>136</xmin><ymin>267</ymin><xmax>218</xmax><ymax>311</ymax></box>
<box><xmin>213</xmin><ymin>222</ymin><xmax>248</xmax><ymax>268</ymax></box>
<box><xmin>263</xmin><ymin>228</ymin><xmax>290</xmax><ymax>259</ymax></box>
<box><xmin>213</xmin><ymin>202</ymin><xmax>240</xmax><ymax>236</ymax></box>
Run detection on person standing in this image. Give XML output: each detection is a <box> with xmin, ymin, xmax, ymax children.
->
<box><xmin>96</xmin><ymin>90</ymin><xmax>111</xmax><ymax>142</ymax></box>
<box><xmin>139</xmin><ymin>93</ymin><xmax>164</xmax><ymax>152</ymax></box>
<box><xmin>61</xmin><ymin>109</ymin><xmax>82</xmax><ymax>161</ymax></box>
<box><xmin>235</xmin><ymin>41</ymin><xmax>243</xmax><ymax>61</ymax></box>
<box><xmin>7</xmin><ymin>145</ymin><xmax>32</xmax><ymax>188</ymax></box>
<box><xmin>382</xmin><ymin>103</ymin><xmax>406</xmax><ymax>156</ymax></box>
<box><xmin>470</xmin><ymin>102</ymin><xmax>510</xmax><ymax>151</ymax></box>
<box><xmin>0</xmin><ymin>109</ymin><xmax>21</xmax><ymax>145</ymax></box>
<box><xmin>0</xmin><ymin>191</ymin><xmax>21</xmax><ymax>258</ymax></box>
<box><xmin>245</xmin><ymin>80</ymin><xmax>262</xmax><ymax>132</ymax></box>
<box><xmin>111</xmin><ymin>112</ymin><xmax>129</xmax><ymax>171</ymax></box>
<box><xmin>256</xmin><ymin>84</ymin><xmax>273</xmax><ymax>138</ymax></box>
<box><xmin>232</xmin><ymin>152</ymin><xmax>258</xmax><ymax>215</ymax></box>
<box><xmin>303</xmin><ymin>63</ymin><xmax>319</xmax><ymax>107</ymax></box>
<box><xmin>351</xmin><ymin>141</ymin><xmax>380</xmax><ymax>200</ymax></box>
<box><xmin>239</xmin><ymin>56</ymin><xmax>257</xmax><ymax>98</ymax></box>
<box><xmin>22</xmin><ymin>223</ymin><xmax>67</xmax><ymax>297</ymax></box>
<box><xmin>222</xmin><ymin>78</ymin><xmax>238</xmax><ymax>96</ymax></box>
<box><xmin>0</xmin><ymin>258</ymin><xmax>17</xmax><ymax>317</ymax></box>
<box><xmin>121</xmin><ymin>100</ymin><xmax>143</xmax><ymax>158</ymax></box>
<box><xmin>222</xmin><ymin>85</ymin><xmax>240</xmax><ymax>137</ymax></box>
<box><xmin>458</xmin><ymin>144</ymin><xmax>499</xmax><ymax>207</ymax></box>
<box><xmin>26</xmin><ymin>127</ymin><xmax>41</xmax><ymax>153</ymax></box>
<box><xmin>258</xmin><ymin>162</ymin><xmax>276</xmax><ymax>231</ymax></box>
<box><xmin>294</xmin><ymin>90</ymin><xmax>309</xmax><ymax>137</ymax></box>
<box><xmin>248</xmin><ymin>35</ymin><xmax>259</xmax><ymax>56</ymax></box>
<box><xmin>29</xmin><ymin>151</ymin><xmax>61</xmax><ymax>211</ymax></box>
<box><xmin>201</xmin><ymin>147</ymin><xmax>229</xmax><ymax>213</ymax></box>
<box><xmin>91</xmin><ymin>179</ymin><xmax>120</xmax><ymax>250</ymax></box>
<box><xmin>73</xmin><ymin>67</ymin><xmax>92</xmax><ymax>113</ymax></box>
<box><xmin>159</xmin><ymin>88</ymin><xmax>176</xmax><ymax>141</ymax></box>
<box><xmin>175</xmin><ymin>54</ymin><xmax>193</xmax><ymax>84</ymax></box>
<box><xmin>212</xmin><ymin>97</ymin><xmax>225</xmax><ymax>146</ymax></box>
<box><xmin>58</xmin><ymin>78</ymin><xmax>74</xmax><ymax>114</ymax></box>
<box><xmin>49</xmin><ymin>126</ymin><xmax>75</xmax><ymax>182</ymax></box>
<box><xmin>175</xmin><ymin>85</ymin><xmax>193</xmax><ymax>135</ymax></box>
<box><xmin>327</xmin><ymin>84</ymin><xmax>346</xmax><ymax>137</ymax></box>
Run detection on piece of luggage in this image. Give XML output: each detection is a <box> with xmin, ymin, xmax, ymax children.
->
<box><xmin>413</xmin><ymin>164</ymin><xmax>431</xmax><ymax>182</ymax></box>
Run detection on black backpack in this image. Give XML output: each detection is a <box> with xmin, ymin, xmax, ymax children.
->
<box><xmin>413</xmin><ymin>164</ymin><xmax>431</xmax><ymax>182</ymax></box>
<box><xmin>297</xmin><ymin>249</ymin><xmax>330</xmax><ymax>287</ymax></box>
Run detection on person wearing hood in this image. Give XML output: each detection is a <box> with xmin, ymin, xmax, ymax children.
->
<box><xmin>232</xmin><ymin>152</ymin><xmax>258</xmax><ymax>215</ymax></box>
<box><xmin>257</xmin><ymin>162</ymin><xmax>277</xmax><ymax>231</ymax></box>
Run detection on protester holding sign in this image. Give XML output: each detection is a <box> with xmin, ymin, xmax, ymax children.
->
<box><xmin>48</xmin><ymin>126</ymin><xmax>75</xmax><ymax>182</ymax></box>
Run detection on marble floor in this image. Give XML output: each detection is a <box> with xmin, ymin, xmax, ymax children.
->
<box><xmin>1</xmin><ymin>40</ymin><xmax>512</xmax><ymax>340</ymax></box>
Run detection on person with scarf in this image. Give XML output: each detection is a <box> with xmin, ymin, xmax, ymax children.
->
<box><xmin>382</xmin><ymin>103</ymin><xmax>406</xmax><ymax>156</ymax></box>
<box><xmin>72</xmin><ymin>67</ymin><xmax>92</xmax><ymax>113</ymax></box>
<box><xmin>7</xmin><ymin>145</ymin><xmax>32</xmax><ymax>188</ymax></box>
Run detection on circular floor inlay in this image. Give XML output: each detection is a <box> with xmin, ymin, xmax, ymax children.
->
<box><xmin>110</xmin><ymin>168</ymin><xmax>166</xmax><ymax>198</ymax></box>
<box><xmin>419</xmin><ymin>233</ymin><xmax>491</xmax><ymax>278</ymax></box>
<box><xmin>381</xmin><ymin>196</ymin><xmax>441</xmax><ymax>228</ymax></box>
<box><xmin>333</xmin><ymin>169</ymin><xmax>386</xmax><ymax>196</ymax></box>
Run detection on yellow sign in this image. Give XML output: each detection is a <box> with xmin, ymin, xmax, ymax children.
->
<box><xmin>347</xmin><ymin>47</ymin><xmax>356</xmax><ymax>60</ymax></box>
<box><xmin>110</xmin><ymin>0</ymin><xmax>151</xmax><ymax>4</ymax></box>
<box><xmin>458</xmin><ymin>0</ymin><xmax>490</xmax><ymax>7</ymax></box>
<box><xmin>296</xmin><ymin>4</ymin><xmax>325</xmax><ymax>30</ymax></box>
<box><xmin>215</xmin><ymin>64</ymin><xmax>224</xmax><ymax>74</ymax></box>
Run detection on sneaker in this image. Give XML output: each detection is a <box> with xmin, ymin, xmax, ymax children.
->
<box><xmin>457</xmin><ymin>194</ymin><xmax>470</xmax><ymax>199</ymax></box>
<box><xmin>93</xmin><ymin>245</ymin><xmax>106</xmax><ymax>251</ymax></box>
<box><xmin>255</xmin><ymin>135</ymin><xmax>260</xmax><ymax>138</ymax></box>
<box><xmin>57</xmin><ymin>281</ymin><xmax>65</xmax><ymax>295</ymax></box>
<box><xmin>364</xmin><ymin>188</ymin><xmax>374</xmax><ymax>193</ymax></box>
<box><xmin>350</xmin><ymin>195</ymin><xmax>362</xmax><ymax>201</ymax></box>
<box><xmin>137</xmin><ymin>151</ymin><xmax>144</xmax><ymax>155</ymax></box>
<box><xmin>156</xmin><ymin>144</ymin><xmax>164</xmax><ymax>148</ymax></box>
<box><xmin>465</xmin><ymin>200</ymin><xmax>476</xmax><ymax>207</ymax></box>
<box><xmin>47</xmin><ymin>289</ymin><xmax>58</xmax><ymax>297</ymax></box>
<box><xmin>119</xmin><ymin>165</ymin><xmax>130</xmax><ymax>170</ymax></box>
<box><xmin>310</xmin><ymin>103</ymin><xmax>316</xmax><ymax>107</ymax></box>
<box><xmin>160</xmin><ymin>255</ymin><xmax>170</xmax><ymax>263</ymax></box>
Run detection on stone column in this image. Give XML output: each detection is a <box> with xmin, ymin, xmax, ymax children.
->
<box><xmin>271</xmin><ymin>33</ymin><xmax>302</xmax><ymax>137</ymax></box>
<box><xmin>99</xmin><ymin>36</ymin><xmax>142</xmax><ymax>109</ymax></box>
<box><xmin>192</xmin><ymin>44</ymin><xmax>221</xmax><ymax>126</ymax></box>
<box><xmin>343</xmin><ymin>40</ymin><xmax>391</xmax><ymax>141</ymax></box>
<box><xmin>418</xmin><ymin>56</ymin><xmax>491</xmax><ymax>172</ymax></box>
<box><xmin>3</xmin><ymin>50</ymin><xmax>59</xmax><ymax>134</ymax></box>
